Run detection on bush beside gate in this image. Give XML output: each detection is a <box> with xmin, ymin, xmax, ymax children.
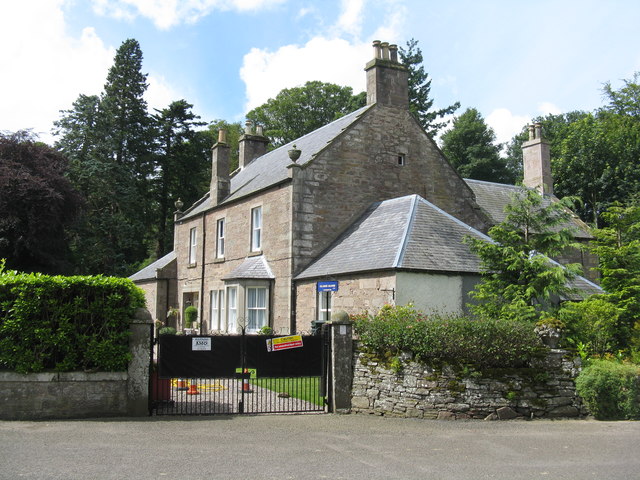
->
<box><xmin>0</xmin><ymin>265</ymin><xmax>151</xmax><ymax>419</ymax></box>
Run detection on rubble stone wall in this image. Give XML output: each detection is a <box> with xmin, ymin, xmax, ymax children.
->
<box><xmin>351</xmin><ymin>347</ymin><xmax>585</xmax><ymax>420</ymax></box>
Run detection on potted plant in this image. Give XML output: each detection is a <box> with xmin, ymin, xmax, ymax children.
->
<box><xmin>534</xmin><ymin>317</ymin><xmax>564</xmax><ymax>349</ymax></box>
<box><xmin>184</xmin><ymin>305</ymin><xmax>198</xmax><ymax>334</ymax></box>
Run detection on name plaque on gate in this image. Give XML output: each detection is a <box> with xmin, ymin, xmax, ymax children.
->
<box><xmin>266</xmin><ymin>335</ymin><xmax>303</xmax><ymax>352</ymax></box>
<box><xmin>192</xmin><ymin>337</ymin><xmax>212</xmax><ymax>351</ymax></box>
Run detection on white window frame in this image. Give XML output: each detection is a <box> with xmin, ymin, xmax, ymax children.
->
<box><xmin>251</xmin><ymin>206</ymin><xmax>262</xmax><ymax>252</ymax></box>
<box><xmin>246</xmin><ymin>286</ymin><xmax>268</xmax><ymax>333</ymax></box>
<box><xmin>188</xmin><ymin>227</ymin><xmax>197</xmax><ymax>265</ymax></box>
<box><xmin>216</xmin><ymin>218</ymin><xmax>225</xmax><ymax>258</ymax></box>
<box><xmin>226</xmin><ymin>286</ymin><xmax>238</xmax><ymax>333</ymax></box>
<box><xmin>317</xmin><ymin>290</ymin><xmax>332</xmax><ymax>322</ymax></box>
<box><xmin>210</xmin><ymin>290</ymin><xmax>221</xmax><ymax>331</ymax></box>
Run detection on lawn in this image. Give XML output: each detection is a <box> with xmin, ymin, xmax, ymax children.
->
<box><xmin>251</xmin><ymin>376</ymin><xmax>324</xmax><ymax>406</ymax></box>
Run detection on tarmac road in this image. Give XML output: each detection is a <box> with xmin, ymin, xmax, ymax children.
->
<box><xmin>1</xmin><ymin>414</ymin><xmax>639</xmax><ymax>480</ymax></box>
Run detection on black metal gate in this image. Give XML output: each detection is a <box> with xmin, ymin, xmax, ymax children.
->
<box><xmin>150</xmin><ymin>330</ymin><xmax>328</xmax><ymax>415</ymax></box>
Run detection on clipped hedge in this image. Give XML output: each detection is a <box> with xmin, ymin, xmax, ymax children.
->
<box><xmin>352</xmin><ymin>304</ymin><xmax>546</xmax><ymax>369</ymax></box>
<box><xmin>575</xmin><ymin>359</ymin><xmax>640</xmax><ymax>420</ymax></box>
<box><xmin>0</xmin><ymin>268</ymin><xmax>145</xmax><ymax>373</ymax></box>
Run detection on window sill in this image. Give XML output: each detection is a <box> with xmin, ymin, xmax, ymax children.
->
<box><xmin>187</xmin><ymin>263</ymin><xmax>197</xmax><ymax>268</ymax></box>
<box><xmin>213</xmin><ymin>257</ymin><xmax>225</xmax><ymax>264</ymax></box>
<box><xmin>248</xmin><ymin>250</ymin><xmax>263</xmax><ymax>257</ymax></box>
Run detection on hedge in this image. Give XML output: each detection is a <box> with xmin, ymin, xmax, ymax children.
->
<box><xmin>0</xmin><ymin>267</ymin><xmax>146</xmax><ymax>373</ymax></box>
<box><xmin>352</xmin><ymin>304</ymin><xmax>546</xmax><ymax>369</ymax></box>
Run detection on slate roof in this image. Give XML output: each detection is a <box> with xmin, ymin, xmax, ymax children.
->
<box><xmin>180</xmin><ymin>105</ymin><xmax>373</xmax><ymax>221</ymax></box>
<box><xmin>464</xmin><ymin>179</ymin><xmax>592</xmax><ymax>239</ymax></box>
<box><xmin>294</xmin><ymin>193</ymin><xmax>603</xmax><ymax>298</ymax></box>
<box><xmin>129</xmin><ymin>251</ymin><xmax>176</xmax><ymax>282</ymax></box>
<box><xmin>222</xmin><ymin>255</ymin><xmax>275</xmax><ymax>280</ymax></box>
<box><xmin>295</xmin><ymin>194</ymin><xmax>491</xmax><ymax>280</ymax></box>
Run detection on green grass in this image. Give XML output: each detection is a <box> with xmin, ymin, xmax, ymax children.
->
<box><xmin>251</xmin><ymin>376</ymin><xmax>324</xmax><ymax>406</ymax></box>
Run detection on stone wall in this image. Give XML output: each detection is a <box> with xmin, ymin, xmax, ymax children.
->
<box><xmin>351</xmin><ymin>347</ymin><xmax>585</xmax><ymax>420</ymax></box>
<box><xmin>0</xmin><ymin>309</ymin><xmax>152</xmax><ymax>420</ymax></box>
<box><xmin>0</xmin><ymin>372</ymin><xmax>129</xmax><ymax>420</ymax></box>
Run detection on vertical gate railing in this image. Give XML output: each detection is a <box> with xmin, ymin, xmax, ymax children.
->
<box><xmin>150</xmin><ymin>328</ymin><xmax>327</xmax><ymax>416</ymax></box>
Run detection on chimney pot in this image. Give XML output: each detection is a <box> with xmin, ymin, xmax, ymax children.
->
<box><xmin>256</xmin><ymin>124</ymin><xmax>264</xmax><ymax>136</ymax></box>
<box><xmin>381</xmin><ymin>42</ymin><xmax>390</xmax><ymax>60</ymax></box>
<box><xmin>245</xmin><ymin>120</ymin><xmax>253</xmax><ymax>135</ymax></box>
<box><xmin>534</xmin><ymin>122</ymin><xmax>543</xmax><ymax>140</ymax></box>
<box><xmin>528</xmin><ymin>124</ymin><xmax>535</xmax><ymax>140</ymax></box>
<box><xmin>389</xmin><ymin>44</ymin><xmax>398</xmax><ymax>62</ymax></box>
<box><xmin>218</xmin><ymin>129</ymin><xmax>227</xmax><ymax>144</ymax></box>
<box><xmin>372</xmin><ymin>40</ymin><xmax>382</xmax><ymax>59</ymax></box>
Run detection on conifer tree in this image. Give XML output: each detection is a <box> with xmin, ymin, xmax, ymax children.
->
<box><xmin>399</xmin><ymin>38</ymin><xmax>460</xmax><ymax>137</ymax></box>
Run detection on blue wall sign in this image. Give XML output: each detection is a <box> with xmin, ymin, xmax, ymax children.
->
<box><xmin>317</xmin><ymin>281</ymin><xmax>339</xmax><ymax>292</ymax></box>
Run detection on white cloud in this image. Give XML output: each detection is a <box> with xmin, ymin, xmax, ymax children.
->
<box><xmin>335</xmin><ymin>0</ymin><xmax>365</xmax><ymax>38</ymax></box>
<box><xmin>91</xmin><ymin>0</ymin><xmax>285</xmax><ymax>30</ymax></box>
<box><xmin>486</xmin><ymin>108</ymin><xmax>530</xmax><ymax>145</ymax></box>
<box><xmin>146</xmin><ymin>73</ymin><xmax>183</xmax><ymax>111</ymax></box>
<box><xmin>239</xmin><ymin>0</ymin><xmax>406</xmax><ymax>113</ymax></box>
<box><xmin>0</xmin><ymin>1</ymin><xmax>186</xmax><ymax>144</ymax></box>
<box><xmin>0</xmin><ymin>1</ymin><xmax>114</xmax><ymax>143</ymax></box>
<box><xmin>537</xmin><ymin>101</ymin><xmax>562</xmax><ymax>116</ymax></box>
<box><xmin>240</xmin><ymin>38</ymin><xmax>370</xmax><ymax>112</ymax></box>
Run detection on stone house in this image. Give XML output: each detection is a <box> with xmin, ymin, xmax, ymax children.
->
<box><xmin>130</xmin><ymin>41</ymin><xmax>600</xmax><ymax>334</ymax></box>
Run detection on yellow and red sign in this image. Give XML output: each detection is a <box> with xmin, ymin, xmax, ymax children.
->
<box><xmin>266</xmin><ymin>335</ymin><xmax>303</xmax><ymax>352</ymax></box>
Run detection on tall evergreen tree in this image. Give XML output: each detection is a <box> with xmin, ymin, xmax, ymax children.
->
<box><xmin>55</xmin><ymin>39</ymin><xmax>153</xmax><ymax>276</ymax></box>
<box><xmin>399</xmin><ymin>38</ymin><xmax>460</xmax><ymax>137</ymax></box>
<box><xmin>466</xmin><ymin>189</ymin><xmax>582</xmax><ymax>322</ymax></box>
<box><xmin>151</xmin><ymin>100</ymin><xmax>207</xmax><ymax>257</ymax></box>
<box><xmin>441</xmin><ymin>108</ymin><xmax>514</xmax><ymax>183</ymax></box>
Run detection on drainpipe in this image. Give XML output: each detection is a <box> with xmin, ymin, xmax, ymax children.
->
<box><xmin>199</xmin><ymin>213</ymin><xmax>206</xmax><ymax>333</ymax></box>
<box><xmin>290</xmin><ymin>278</ymin><xmax>297</xmax><ymax>334</ymax></box>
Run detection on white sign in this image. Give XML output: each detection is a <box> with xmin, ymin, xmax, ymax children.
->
<box><xmin>192</xmin><ymin>337</ymin><xmax>212</xmax><ymax>351</ymax></box>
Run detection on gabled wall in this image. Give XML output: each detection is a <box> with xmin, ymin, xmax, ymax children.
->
<box><xmin>291</xmin><ymin>104</ymin><xmax>490</xmax><ymax>276</ymax></box>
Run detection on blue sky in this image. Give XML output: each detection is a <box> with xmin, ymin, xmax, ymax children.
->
<box><xmin>3</xmin><ymin>0</ymin><xmax>640</xmax><ymax>146</ymax></box>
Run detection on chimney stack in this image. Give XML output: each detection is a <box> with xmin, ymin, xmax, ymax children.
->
<box><xmin>522</xmin><ymin>122</ymin><xmax>553</xmax><ymax>195</ymax></box>
<box><xmin>238</xmin><ymin>120</ymin><xmax>269</xmax><ymax>169</ymax></box>
<box><xmin>211</xmin><ymin>129</ymin><xmax>230</xmax><ymax>205</ymax></box>
<box><xmin>365</xmin><ymin>40</ymin><xmax>408</xmax><ymax>108</ymax></box>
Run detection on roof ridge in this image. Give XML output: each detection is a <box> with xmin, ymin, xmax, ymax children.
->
<box><xmin>394</xmin><ymin>194</ymin><xmax>419</xmax><ymax>267</ymax></box>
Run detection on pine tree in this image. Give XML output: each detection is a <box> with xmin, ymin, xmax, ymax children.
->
<box><xmin>151</xmin><ymin>100</ymin><xmax>207</xmax><ymax>257</ymax></box>
<box><xmin>55</xmin><ymin>39</ymin><xmax>153</xmax><ymax>275</ymax></box>
<box><xmin>399</xmin><ymin>38</ymin><xmax>460</xmax><ymax>137</ymax></box>
<box><xmin>466</xmin><ymin>189</ymin><xmax>582</xmax><ymax>322</ymax></box>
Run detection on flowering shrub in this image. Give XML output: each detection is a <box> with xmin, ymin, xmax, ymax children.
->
<box><xmin>352</xmin><ymin>304</ymin><xmax>545</xmax><ymax>369</ymax></box>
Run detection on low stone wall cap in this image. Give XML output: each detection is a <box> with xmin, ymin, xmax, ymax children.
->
<box><xmin>328</xmin><ymin>310</ymin><xmax>351</xmax><ymax>324</ymax></box>
<box><xmin>133</xmin><ymin>307</ymin><xmax>153</xmax><ymax>324</ymax></box>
